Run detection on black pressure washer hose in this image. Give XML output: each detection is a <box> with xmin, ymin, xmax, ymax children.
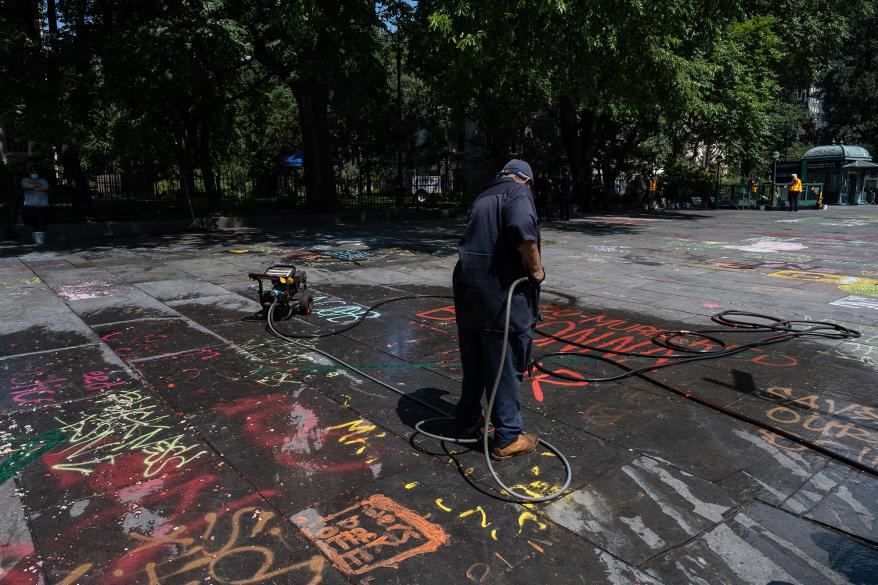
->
<box><xmin>266</xmin><ymin>287</ymin><xmax>868</xmax><ymax>503</ymax></box>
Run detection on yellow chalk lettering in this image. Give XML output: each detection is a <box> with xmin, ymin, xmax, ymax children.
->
<box><xmin>518</xmin><ymin>511</ymin><xmax>548</xmax><ymax>534</ymax></box>
<box><xmin>458</xmin><ymin>506</ymin><xmax>490</xmax><ymax>528</ymax></box>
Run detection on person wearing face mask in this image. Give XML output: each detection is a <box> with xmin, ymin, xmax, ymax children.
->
<box><xmin>21</xmin><ymin>167</ymin><xmax>50</xmax><ymax>245</ymax></box>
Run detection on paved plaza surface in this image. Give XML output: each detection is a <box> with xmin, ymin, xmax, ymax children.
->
<box><xmin>1</xmin><ymin>206</ymin><xmax>877</xmax><ymax>584</ymax></box>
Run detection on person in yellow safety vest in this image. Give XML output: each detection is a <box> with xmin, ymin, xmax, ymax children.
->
<box><xmin>647</xmin><ymin>177</ymin><xmax>657</xmax><ymax>210</ymax></box>
<box><xmin>787</xmin><ymin>173</ymin><xmax>803</xmax><ymax>212</ymax></box>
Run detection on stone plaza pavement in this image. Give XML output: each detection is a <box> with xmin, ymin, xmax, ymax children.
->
<box><xmin>1</xmin><ymin>206</ymin><xmax>877</xmax><ymax>584</ymax></box>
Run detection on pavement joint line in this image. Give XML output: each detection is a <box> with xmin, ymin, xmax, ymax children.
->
<box><xmin>81</xmin><ymin>316</ymin><xmax>181</xmax><ymax>328</ymax></box>
<box><xmin>636</xmin><ymin>502</ymin><xmax>748</xmax><ymax>571</ymax></box>
<box><xmin>13</xmin><ymin>474</ymin><xmax>51</xmax><ymax>585</ymax></box>
<box><xmin>126</xmin><ymin>342</ymin><xmax>230</xmax><ymax>364</ymax></box>
<box><xmin>0</xmin><ymin>342</ymin><xmax>99</xmax><ymax>361</ymax></box>
<box><xmin>759</xmin><ymin>493</ymin><xmax>878</xmax><ymax>550</ymax></box>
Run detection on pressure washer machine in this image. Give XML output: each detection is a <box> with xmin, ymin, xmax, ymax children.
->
<box><xmin>249</xmin><ymin>264</ymin><xmax>314</xmax><ymax>318</ymax></box>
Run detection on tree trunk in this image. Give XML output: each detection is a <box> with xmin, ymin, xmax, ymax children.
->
<box><xmin>559</xmin><ymin>95</ymin><xmax>584</xmax><ymax>201</ymax></box>
<box><xmin>23</xmin><ymin>0</ymin><xmax>40</xmax><ymax>43</ymax></box>
<box><xmin>197</xmin><ymin>117</ymin><xmax>218</xmax><ymax>207</ymax></box>
<box><xmin>579</xmin><ymin>108</ymin><xmax>598</xmax><ymax>211</ymax></box>
<box><xmin>294</xmin><ymin>86</ymin><xmax>335</xmax><ymax>211</ymax></box>
<box><xmin>177</xmin><ymin>123</ymin><xmax>196</xmax><ymax>200</ymax></box>
<box><xmin>46</xmin><ymin>0</ymin><xmax>58</xmax><ymax>52</ymax></box>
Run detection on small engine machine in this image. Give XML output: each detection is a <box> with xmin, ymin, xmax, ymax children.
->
<box><xmin>248</xmin><ymin>264</ymin><xmax>314</xmax><ymax>318</ymax></box>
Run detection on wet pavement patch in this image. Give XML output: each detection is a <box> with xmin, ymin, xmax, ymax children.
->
<box><xmin>92</xmin><ymin>319</ymin><xmax>224</xmax><ymax>361</ymax></box>
<box><xmin>165</xmin><ymin>293</ymin><xmax>262</xmax><ymax>327</ymax></box>
<box><xmin>544</xmin><ymin>455</ymin><xmax>735</xmax><ymax>564</ymax></box>
<box><xmin>642</xmin><ymin>500</ymin><xmax>878</xmax><ymax>584</ymax></box>
<box><xmin>0</xmin><ymin>317</ymin><xmax>97</xmax><ymax>357</ymax></box>
<box><xmin>133</xmin><ymin>278</ymin><xmax>232</xmax><ymax>303</ymax></box>
<box><xmin>0</xmin><ymin>345</ymin><xmax>136</xmax><ymax>413</ymax></box>
<box><xmin>188</xmin><ymin>387</ymin><xmax>419</xmax><ymax>512</ymax></box>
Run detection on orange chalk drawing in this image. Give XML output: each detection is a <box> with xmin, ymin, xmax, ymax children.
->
<box><xmin>415</xmin><ymin>305</ymin><xmax>456</xmax><ymax>321</ymax></box>
<box><xmin>57</xmin><ymin>563</ymin><xmax>93</xmax><ymax>585</ymax></box>
<box><xmin>294</xmin><ymin>494</ymin><xmax>447</xmax><ymax>576</ymax></box>
<box><xmin>125</xmin><ymin>506</ymin><xmax>325</xmax><ymax>584</ymax></box>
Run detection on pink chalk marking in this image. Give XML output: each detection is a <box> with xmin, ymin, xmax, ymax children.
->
<box><xmin>117</xmin><ymin>478</ymin><xmax>165</xmax><ymax>503</ymax></box>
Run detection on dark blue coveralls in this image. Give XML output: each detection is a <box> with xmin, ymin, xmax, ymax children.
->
<box><xmin>453</xmin><ymin>177</ymin><xmax>540</xmax><ymax>448</ymax></box>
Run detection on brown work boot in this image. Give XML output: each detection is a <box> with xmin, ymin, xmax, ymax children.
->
<box><xmin>490</xmin><ymin>433</ymin><xmax>539</xmax><ymax>460</ymax></box>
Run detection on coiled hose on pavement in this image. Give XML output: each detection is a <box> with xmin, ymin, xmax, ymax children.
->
<box><xmin>266</xmin><ymin>286</ymin><xmax>867</xmax><ymax>503</ymax></box>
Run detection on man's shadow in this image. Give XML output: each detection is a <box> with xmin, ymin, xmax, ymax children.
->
<box><xmin>395</xmin><ymin>387</ymin><xmax>508</xmax><ymax>501</ymax></box>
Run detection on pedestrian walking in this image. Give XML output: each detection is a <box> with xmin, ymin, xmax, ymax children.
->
<box><xmin>787</xmin><ymin>173</ymin><xmax>803</xmax><ymax>212</ymax></box>
<box><xmin>21</xmin><ymin>166</ymin><xmax>50</xmax><ymax>245</ymax></box>
<box><xmin>452</xmin><ymin>158</ymin><xmax>543</xmax><ymax>459</ymax></box>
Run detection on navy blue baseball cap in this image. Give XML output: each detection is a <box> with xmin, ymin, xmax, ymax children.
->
<box><xmin>501</xmin><ymin>159</ymin><xmax>533</xmax><ymax>181</ymax></box>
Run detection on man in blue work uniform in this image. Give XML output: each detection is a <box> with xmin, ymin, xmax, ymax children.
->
<box><xmin>453</xmin><ymin>159</ymin><xmax>545</xmax><ymax>459</ymax></box>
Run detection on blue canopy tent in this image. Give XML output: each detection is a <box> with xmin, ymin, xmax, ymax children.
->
<box><xmin>280</xmin><ymin>150</ymin><xmax>343</xmax><ymax>167</ymax></box>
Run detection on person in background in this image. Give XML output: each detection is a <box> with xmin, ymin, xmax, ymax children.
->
<box><xmin>559</xmin><ymin>167</ymin><xmax>573</xmax><ymax>220</ymax></box>
<box><xmin>787</xmin><ymin>173</ymin><xmax>803</xmax><ymax>212</ymax></box>
<box><xmin>633</xmin><ymin>174</ymin><xmax>646</xmax><ymax>210</ymax></box>
<box><xmin>647</xmin><ymin>175</ymin><xmax>658</xmax><ymax>210</ymax></box>
<box><xmin>21</xmin><ymin>166</ymin><xmax>50</xmax><ymax>244</ymax></box>
<box><xmin>533</xmin><ymin>169</ymin><xmax>553</xmax><ymax>222</ymax></box>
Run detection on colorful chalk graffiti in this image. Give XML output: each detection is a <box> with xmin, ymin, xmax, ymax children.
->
<box><xmin>51</xmin><ymin>390</ymin><xmax>208</xmax><ymax>477</ymax></box>
<box><xmin>124</xmin><ymin>506</ymin><xmax>326</xmax><ymax>584</ymax></box>
<box><xmin>0</xmin><ymin>429</ymin><xmax>65</xmax><ymax>484</ymax></box>
<box><xmin>10</xmin><ymin>370</ymin><xmax>69</xmax><ymax>406</ymax></box>
<box><xmin>51</xmin><ymin>493</ymin><xmax>327</xmax><ymax>585</ymax></box>
<box><xmin>213</xmin><ymin>394</ymin><xmax>388</xmax><ymax>474</ymax></box>
<box><xmin>768</xmin><ymin>270</ymin><xmax>878</xmax><ymax>298</ymax></box>
<box><xmin>293</xmin><ymin>494</ymin><xmax>447</xmax><ymax>576</ymax></box>
<box><xmin>768</xmin><ymin>270</ymin><xmax>878</xmax><ymax>286</ymax></box>
<box><xmin>312</xmin><ymin>295</ymin><xmax>381</xmax><ymax>324</ymax></box>
<box><xmin>5</xmin><ymin>364</ymin><xmax>130</xmax><ymax>408</ymax></box>
<box><xmin>723</xmin><ymin>238</ymin><xmax>808</xmax><ymax>253</ymax></box>
<box><xmin>413</xmin><ymin>303</ymin><xmax>801</xmax><ymax>401</ymax></box>
<box><xmin>325</xmin><ymin>250</ymin><xmax>370</xmax><ymax>261</ymax></box>
<box><xmin>759</xmin><ymin>386</ymin><xmax>878</xmax><ymax>466</ymax></box>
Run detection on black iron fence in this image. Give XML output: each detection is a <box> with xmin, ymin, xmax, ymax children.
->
<box><xmin>1</xmin><ymin>168</ymin><xmax>497</xmax><ymax>223</ymax></box>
